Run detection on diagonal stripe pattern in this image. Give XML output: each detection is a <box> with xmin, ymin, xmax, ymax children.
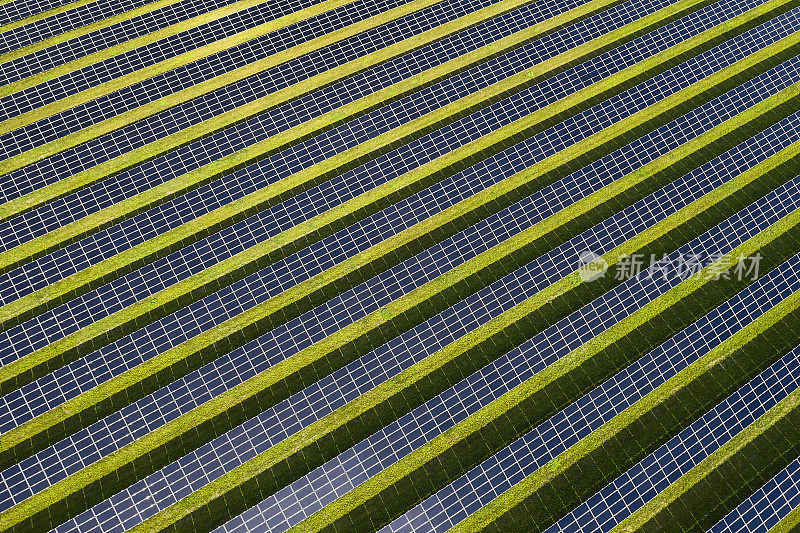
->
<box><xmin>1</xmin><ymin>0</ymin><xmax>800</xmax><ymax>532</ymax></box>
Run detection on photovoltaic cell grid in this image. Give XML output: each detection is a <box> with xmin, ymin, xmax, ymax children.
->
<box><xmin>0</xmin><ymin>0</ymin><xmax>780</xmax><ymax>494</ymax></box>
<box><xmin>0</xmin><ymin>0</ymin><xmax>764</xmax><ymax>394</ymax></box>
<box><xmin>268</xmin><ymin>97</ymin><xmax>800</xmax><ymax>533</ymax></box>
<box><xmin>0</xmin><ymin>0</ymin><xmax>156</xmax><ymax>52</ymax></box>
<box><xmin>0</xmin><ymin>0</ymin><xmax>702</xmax><ymax>413</ymax></box>
<box><xmin>0</xmin><ymin>3</ymin><xmax>761</xmax><ymax>502</ymax></box>
<box><xmin>0</xmin><ymin>0</ymin><xmax>573</xmax><ymax>268</ymax></box>
<box><xmin>0</xmin><ymin>0</ymin><xmax>245</xmax><ymax>78</ymax></box>
<box><xmin>0</xmin><ymin>0</ymin><xmax>780</xmax><ymax>502</ymax></box>
<box><xmin>0</xmin><ymin>0</ymin><xmax>799</xmax><ymax>531</ymax></box>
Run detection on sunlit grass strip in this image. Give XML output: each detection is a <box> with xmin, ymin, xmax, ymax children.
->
<box><xmin>768</xmin><ymin>504</ymin><xmax>800</xmax><ymax>533</ymax></box>
<box><xmin>118</xmin><ymin>123</ymin><xmax>800</xmax><ymax>533</ymax></box>
<box><xmin>450</xmin><ymin>292</ymin><xmax>800</xmax><ymax>533</ymax></box>
<box><xmin>288</xmin><ymin>191</ymin><xmax>800</xmax><ymax>533</ymax></box>
<box><xmin>0</xmin><ymin>0</ymin><xmax>662</xmax><ymax>181</ymax></box>
<box><xmin>613</xmin><ymin>371</ymin><xmax>800</xmax><ymax>532</ymax></box>
<box><xmin>0</xmin><ymin>0</ymin><xmax>786</xmax><ymax>332</ymax></box>
<box><xmin>2</xmin><ymin>70</ymin><xmax>796</xmax><ymax>533</ymax></box>
<box><xmin>0</xmin><ymin>0</ymin><xmax>235</xmax><ymax>64</ymax></box>
<box><xmin>0</xmin><ymin>16</ymin><xmax>785</xmax><ymax>456</ymax></box>
<box><xmin>0</xmin><ymin>0</ymin><xmax>611</xmax><ymax>218</ymax></box>
<box><xmin>0</xmin><ymin>0</ymin><xmax>392</xmax><ymax>96</ymax></box>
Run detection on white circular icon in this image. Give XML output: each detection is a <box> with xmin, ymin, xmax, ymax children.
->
<box><xmin>577</xmin><ymin>250</ymin><xmax>608</xmax><ymax>282</ymax></box>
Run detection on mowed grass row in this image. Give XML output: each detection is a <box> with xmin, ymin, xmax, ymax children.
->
<box><xmin>450</xmin><ymin>289</ymin><xmax>800</xmax><ymax>532</ymax></box>
<box><xmin>0</xmin><ymin>16</ymin><xmax>789</xmax><ymax>466</ymax></box>
<box><xmin>768</xmin><ymin>505</ymin><xmax>800</xmax><ymax>532</ymax></box>
<box><xmin>286</xmin><ymin>183</ymin><xmax>800</xmax><ymax>533</ymax></box>
<box><xmin>120</xmin><ymin>122</ymin><xmax>800</xmax><ymax>533</ymax></box>
<box><xmin>612</xmin><ymin>359</ymin><xmax>800</xmax><ymax>532</ymax></box>
<box><xmin>0</xmin><ymin>0</ymin><xmax>746</xmax><ymax>326</ymax></box>
<box><xmin>2</xmin><ymin>67</ymin><xmax>797</xmax><ymax>533</ymax></box>
<box><xmin>0</xmin><ymin>0</ymin><xmax>268</xmax><ymax>65</ymax></box>
<box><xmin>0</xmin><ymin>0</ymin><xmax>763</xmax><ymax>389</ymax></box>
<box><xmin>0</xmin><ymin>0</ymin><xmax>622</xmax><ymax>216</ymax></box>
<box><xmin>0</xmin><ymin>0</ymin><xmax>678</xmax><ymax>182</ymax></box>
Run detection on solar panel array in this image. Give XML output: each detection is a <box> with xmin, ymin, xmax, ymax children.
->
<box><xmin>1</xmin><ymin>0</ymin><xmax>800</xmax><ymax>531</ymax></box>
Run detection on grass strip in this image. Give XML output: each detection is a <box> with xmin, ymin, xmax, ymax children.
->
<box><xmin>0</xmin><ymin>0</ymin><xmax>785</xmax><ymax>332</ymax></box>
<box><xmin>285</xmin><ymin>179</ymin><xmax>800</xmax><ymax>533</ymax></box>
<box><xmin>768</xmin><ymin>505</ymin><xmax>800</xmax><ymax>533</ymax></box>
<box><xmin>0</xmin><ymin>0</ymin><xmax>617</xmax><ymax>217</ymax></box>
<box><xmin>612</xmin><ymin>367</ymin><xmax>800</xmax><ymax>531</ymax></box>
<box><xmin>0</xmin><ymin>0</ymin><xmax>396</xmax><ymax>97</ymax></box>
<box><xmin>0</xmin><ymin>0</ymin><xmax>251</xmax><ymax>64</ymax></box>
<box><xmin>0</xmin><ymin>0</ymin><xmax>664</xmax><ymax>183</ymax></box>
<box><xmin>449</xmin><ymin>292</ymin><xmax>800</xmax><ymax>533</ymax></box>
<box><xmin>2</xmin><ymin>63</ymin><xmax>798</xmax><ymax>533</ymax></box>
<box><xmin>0</xmin><ymin>20</ymin><xmax>792</xmax><ymax>475</ymax></box>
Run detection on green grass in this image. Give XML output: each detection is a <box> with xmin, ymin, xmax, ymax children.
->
<box><xmin>448</xmin><ymin>291</ymin><xmax>800</xmax><ymax>532</ymax></box>
<box><xmin>0</xmin><ymin>0</ymin><xmax>224</xmax><ymax>65</ymax></box>
<box><xmin>0</xmin><ymin>0</ymin><xmax>786</xmax><ymax>350</ymax></box>
<box><xmin>284</xmin><ymin>196</ymin><xmax>800</xmax><ymax>533</ymax></box>
<box><xmin>0</xmin><ymin>13</ymin><xmax>787</xmax><ymax>477</ymax></box>
<box><xmin>612</xmin><ymin>365</ymin><xmax>800</xmax><ymax>531</ymax></box>
<box><xmin>768</xmin><ymin>505</ymin><xmax>800</xmax><ymax>533</ymax></box>
<box><xmin>3</xmin><ymin>71</ymin><xmax>799</xmax><ymax>533</ymax></box>
<box><xmin>0</xmin><ymin>0</ymin><xmax>652</xmax><ymax>180</ymax></box>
